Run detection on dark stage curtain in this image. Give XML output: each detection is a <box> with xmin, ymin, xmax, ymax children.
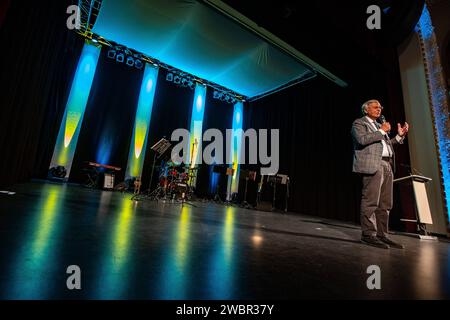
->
<box><xmin>195</xmin><ymin>92</ymin><xmax>234</xmax><ymax>199</ymax></box>
<box><xmin>0</xmin><ymin>0</ymin><xmax>82</xmax><ymax>188</ymax></box>
<box><xmin>70</xmin><ymin>47</ymin><xmax>144</xmax><ymax>184</ymax></box>
<box><xmin>139</xmin><ymin>69</ymin><xmax>194</xmax><ymax>191</ymax></box>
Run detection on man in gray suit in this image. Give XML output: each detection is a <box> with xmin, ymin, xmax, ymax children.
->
<box><xmin>352</xmin><ymin>99</ymin><xmax>409</xmax><ymax>249</ymax></box>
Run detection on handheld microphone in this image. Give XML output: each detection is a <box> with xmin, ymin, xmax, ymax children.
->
<box><xmin>379</xmin><ymin>115</ymin><xmax>390</xmax><ymax>134</ymax></box>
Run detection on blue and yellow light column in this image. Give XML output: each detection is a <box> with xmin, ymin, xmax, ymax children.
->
<box><xmin>188</xmin><ymin>83</ymin><xmax>207</xmax><ymax>185</ymax></box>
<box><xmin>125</xmin><ymin>64</ymin><xmax>159</xmax><ymax>179</ymax></box>
<box><xmin>227</xmin><ymin>101</ymin><xmax>243</xmax><ymax>198</ymax></box>
<box><xmin>49</xmin><ymin>41</ymin><xmax>101</xmax><ymax>178</ymax></box>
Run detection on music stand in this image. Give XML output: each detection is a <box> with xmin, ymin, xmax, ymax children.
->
<box><xmin>212</xmin><ymin>165</ymin><xmax>226</xmax><ymax>203</ymax></box>
<box><xmin>277</xmin><ymin>174</ymin><xmax>290</xmax><ymax>212</ymax></box>
<box><xmin>147</xmin><ymin>138</ymin><xmax>171</xmax><ymax>194</ymax></box>
<box><xmin>267</xmin><ymin>175</ymin><xmax>280</xmax><ymax>211</ymax></box>
<box><xmin>240</xmin><ymin>169</ymin><xmax>256</xmax><ymax>209</ymax></box>
<box><xmin>267</xmin><ymin>174</ymin><xmax>290</xmax><ymax>212</ymax></box>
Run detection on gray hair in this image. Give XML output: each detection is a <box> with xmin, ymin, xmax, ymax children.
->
<box><xmin>361</xmin><ymin>99</ymin><xmax>379</xmax><ymax>115</ymax></box>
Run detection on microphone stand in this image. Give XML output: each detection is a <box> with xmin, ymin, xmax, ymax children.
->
<box><xmin>147</xmin><ymin>151</ymin><xmax>158</xmax><ymax>195</ymax></box>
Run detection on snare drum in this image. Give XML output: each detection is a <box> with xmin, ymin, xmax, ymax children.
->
<box><xmin>179</xmin><ymin>172</ymin><xmax>188</xmax><ymax>182</ymax></box>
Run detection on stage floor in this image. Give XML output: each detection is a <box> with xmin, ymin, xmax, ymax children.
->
<box><xmin>0</xmin><ymin>181</ymin><xmax>449</xmax><ymax>299</ymax></box>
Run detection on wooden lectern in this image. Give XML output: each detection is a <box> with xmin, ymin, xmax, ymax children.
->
<box><xmin>393</xmin><ymin>174</ymin><xmax>436</xmax><ymax>240</ymax></box>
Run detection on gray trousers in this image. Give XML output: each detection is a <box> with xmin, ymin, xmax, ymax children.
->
<box><xmin>360</xmin><ymin>160</ymin><xmax>393</xmax><ymax>237</ymax></box>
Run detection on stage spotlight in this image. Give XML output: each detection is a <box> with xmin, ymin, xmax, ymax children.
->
<box><xmin>134</xmin><ymin>59</ymin><xmax>143</xmax><ymax>69</ymax></box>
<box><xmin>107</xmin><ymin>49</ymin><xmax>116</xmax><ymax>59</ymax></box>
<box><xmin>116</xmin><ymin>53</ymin><xmax>125</xmax><ymax>63</ymax></box>
<box><xmin>188</xmin><ymin>80</ymin><xmax>194</xmax><ymax>89</ymax></box>
<box><xmin>213</xmin><ymin>90</ymin><xmax>220</xmax><ymax>99</ymax></box>
<box><xmin>181</xmin><ymin>78</ymin><xmax>188</xmax><ymax>87</ymax></box>
<box><xmin>166</xmin><ymin>73</ymin><xmax>173</xmax><ymax>81</ymax></box>
<box><xmin>174</xmin><ymin>75</ymin><xmax>181</xmax><ymax>84</ymax></box>
<box><xmin>126</xmin><ymin>56</ymin><xmax>135</xmax><ymax>67</ymax></box>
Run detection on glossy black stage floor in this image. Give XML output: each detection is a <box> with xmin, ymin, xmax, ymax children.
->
<box><xmin>0</xmin><ymin>181</ymin><xmax>449</xmax><ymax>299</ymax></box>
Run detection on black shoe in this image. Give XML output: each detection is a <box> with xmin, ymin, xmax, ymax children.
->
<box><xmin>377</xmin><ymin>236</ymin><xmax>405</xmax><ymax>249</ymax></box>
<box><xmin>361</xmin><ymin>236</ymin><xmax>390</xmax><ymax>249</ymax></box>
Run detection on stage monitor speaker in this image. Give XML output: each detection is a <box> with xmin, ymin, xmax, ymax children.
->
<box><xmin>48</xmin><ymin>166</ymin><xmax>67</xmax><ymax>179</ymax></box>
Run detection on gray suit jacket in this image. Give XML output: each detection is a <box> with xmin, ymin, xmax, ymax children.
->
<box><xmin>351</xmin><ymin>116</ymin><xmax>402</xmax><ymax>174</ymax></box>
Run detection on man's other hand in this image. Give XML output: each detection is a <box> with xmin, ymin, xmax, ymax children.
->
<box><xmin>397</xmin><ymin>122</ymin><xmax>409</xmax><ymax>137</ymax></box>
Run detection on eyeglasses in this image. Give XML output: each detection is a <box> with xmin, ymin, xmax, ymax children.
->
<box><xmin>370</xmin><ymin>105</ymin><xmax>383</xmax><ymax>110</ymax></box>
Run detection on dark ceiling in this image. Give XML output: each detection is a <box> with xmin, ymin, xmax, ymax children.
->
<box><xmin>220</xmin><ymin>0</ymin><xmax>425</xmax><ymax>83</ymax></box>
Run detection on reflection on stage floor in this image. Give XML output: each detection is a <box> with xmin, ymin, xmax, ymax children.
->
<box><xmin>0</xmin><ymin>181</ymin><xmax>449</xmax><ymax>299</ymax></box>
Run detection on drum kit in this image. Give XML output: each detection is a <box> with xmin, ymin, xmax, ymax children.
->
<box><xmin>131</xmin><ymin>137</ymin><xmax>198</xmax><ymax>203</ymax></box>
<box><xmin>136</xmin><ymin>161</ymin><xmax>197</xmax><ymax>202</ymax></box>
